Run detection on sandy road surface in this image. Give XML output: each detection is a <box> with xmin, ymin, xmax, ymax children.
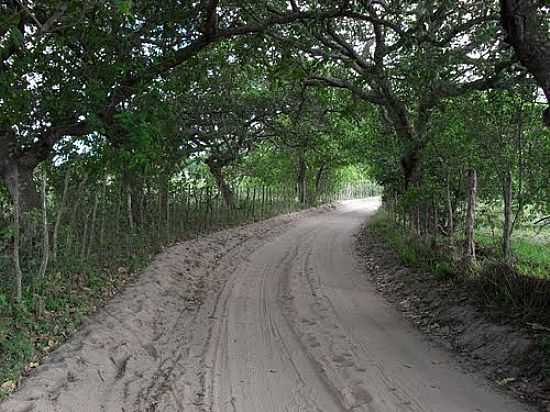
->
<box><xmin>1</xmin><ymin>199</ymin><xmax>529</xmax><ymax>412</ymax></box>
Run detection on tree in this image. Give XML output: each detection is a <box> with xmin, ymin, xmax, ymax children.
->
<box><xmin>285</xmin><ymin>0</ymin><xmax>516</xmax><ymax>187</ymax></box>
<box><xmin>0</xmin><ymin>0</ymin><xmax>352</xmax><ymax>223</ymax></box>
<box><xmin>500</xmin><ymin>0</ymin><xmax>550</xmax><ymax>126</ymax></box>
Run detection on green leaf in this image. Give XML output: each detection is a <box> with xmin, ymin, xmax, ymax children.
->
<box><xmin>9</xmin><ymin>27</ymin><xmax>24</xmax><ymax>48</ymax></box>
<box><xmin>115</xmin><ymin>0</ymin><xmax>133</xmax><ymax>16</ymax></box>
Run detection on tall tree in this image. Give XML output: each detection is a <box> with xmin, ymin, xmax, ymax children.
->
<box><xmin>500</xmin><ymin>0</ymin><xmax>550</xmax><ymax>126</ymax></box>
<box><xmin>285</xmin><ymin>1</ymin><xmax>515</xmax><ymax>187</ymax></box>
<box><xmin>0</xmin><ymin>0</ymin><xmax>351</xmax><ymax>220</ymax></box>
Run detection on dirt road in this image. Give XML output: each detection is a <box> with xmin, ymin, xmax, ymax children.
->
<box><xmin>1</xmin><ymin>199</ymin><xmax>529</xmax><ymax>412</ymax></box>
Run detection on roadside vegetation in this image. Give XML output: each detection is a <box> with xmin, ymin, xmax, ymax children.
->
<box><xmin>1</xmin><ymin>0</ymin><xmax>548</xmax><ymax>400</ymax></box>
<box><xmin>368</xmin><ymin>89</ymin><xmax>550</xmax><ymax>320</ymax></box>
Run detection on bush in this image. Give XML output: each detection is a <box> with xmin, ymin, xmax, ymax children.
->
<box><xmin>476</xmin><ymin>261</ymin><xmax>550</xmax><ymax>324</ymax></box>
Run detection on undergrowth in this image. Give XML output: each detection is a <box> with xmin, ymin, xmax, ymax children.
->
<box><xmin>368</xmin><ymin>212</ymin><xmax>456</xmax><ymax>280</ymax></box>
<box><xmin>0</xmin><ymin>207</ymin><xmax>282</xmax><ymax>397</ymax></box>
<box><xmin>369</xmin><ymin>211</ymin><xmax>550</xmax><ymax>323</ymax></box>
<box><xmin>368</xmin><ymin>210</ymin><xmax>550</xmax><ymax>378</ymax></box>
<box><xmin>0</xmin><ymin>258</ymin><xmax>141</xmax><ymax>398</ymax></box>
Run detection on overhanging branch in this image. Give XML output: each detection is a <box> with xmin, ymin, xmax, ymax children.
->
<box><xmin>305</xmin><ymin>76</ymin><xmax>384</xmax><ymax>105</ymax></box>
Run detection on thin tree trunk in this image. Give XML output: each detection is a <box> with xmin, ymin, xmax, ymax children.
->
<box><xmin>139</xmin><ymin>186</ymin><xmax>145</xmax><ymax>230</ymax></box>
<box><xmin>433</xmin><ymin>200</ymin><xmax>439</xmax><ymax>242</ymax></box>
<box><xmin>52</xmin><ymin>168</ymin><xmax>71</xmax><ymax>262</ymax></box>
<box><xmin>3</xmin><ymin>162</ymin><xmax>40</xmax><ymax>247</ymax></box>
<box><xmin>297</xmin><ymin>154</ymin><xmax>307</xmax><ymax>204</ymax></box>
<box><xmin>207</xmin><ymin>162</ymin><xmax>235</xmax><ymax>209</ymax></box>
<box><xmin>251</xmin><ymin>186</ymin><xmax>257</xmax><ymax>221</ymax></box>
<box><xmin>502</xmin><ymin>171</ymin><xmax>513</xmax><ymax>260</ymax></box>
<box><xmin>66</xmin><ymin>174</ymin><xmax>88</xmax><ymax>251</ymax></box>
<box><xmin>464</xmin><ymin>169</ymin><xmax>477</xmax><ymax>263</ymax></box>
<box><xmin>159</xmin><ymin>174</ymin><xmax>170</xmax><ymax>237</ymax></box>
<box><xmin>99</xmin><ymin>185</ymin><xmax>107</xmax><ymax>252</ymax></box>
<box><xmin>13</xmin><ymin>169</ymin><xmax>23</xmax><ymax>303</ymax></box>
<box><xmin>115</xmin><ymin>183</ymin><xmax>122</xmax><ymax>241</ymax></box>
<box><xmin>314</xmin><ymin>163</ymin><xmax>326</xmax><ymax>203</ymax></box>
<box><xmin>37</xmin><ymin>171</ymin><xmax>49</xmax><ymax>279</ymax></box>
<box><xmin>80</xmin><ymin>205</ymin><xmax>90</xmax><ymax>259</ymax></box>
<box><xmin>165</xmin><ymin>184</ymin><xmax>171</xmax><ymax>241</ymax></box>
<box><xmin>261</xmin><ymin>185</ymin><xmax>266</xmax><ymax>218</ymax></box>
<box><xmin>418</xmin><ymin>205</ymin><xmax>423</xmax><ymax>236</ymax></box>
<box><xmin>86</xmin><ymin>188</ymin><xmax>100</xmax><ymax>259</ymax></box>
<box><xmin>446</xmin><ymin>175</ymin><xmax>454</xmax><ymax>241</ymax></box>
<box><xmin>127</xmin><ymin>185</ymin><xmax>134</xmax><ymax>233</ymax></box>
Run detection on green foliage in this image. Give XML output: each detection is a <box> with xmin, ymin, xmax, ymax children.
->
<box><xmin>369</xmin><ymin>211</ymin><xmax>456</xmax><ymax>280</ymax></box>
<box><xmin>1</xmin><ymin>0</ymin><xmax>549</xmax><ymax>399</ymax></box>
<box><xmin>0</xmin><ymin>167</ymin><xmax>370</xmax><ymax>396</ymax></box>
<box><xmin>114</xmin><ymin>0</ymin><xmax>133</xmax><ymax>16</ymax></box>
<box><xmin>478</xmin><ymin>229</ymin><xmax>550</xmax><ymax>278</ymax></box>
<box><xmin>372</xmin><ymin>210</ymin><xmax>550</xmax><ymax>329</ymax></box>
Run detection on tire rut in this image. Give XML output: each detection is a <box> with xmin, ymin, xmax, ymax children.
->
<box><xmin>0</xmin><ymin>201</ymin><xmax>531</xmax><ymax>412</ymax></box>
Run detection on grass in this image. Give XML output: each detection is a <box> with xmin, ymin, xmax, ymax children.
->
<box><xmin>370</xmin><ymin>210</ymin><xmax>549</xmax><ymax>280</ymax></box>
<box><xmin>477</xmin><ymin>229</ymin><xmax>550</xmax><ymax>278</ymax></box>
<box><xmin>368</xmin><ymin>210</ymin><xmax>550</xmax><ymax>379</ymax></box>
<box><xmin>0</xmin><ymin>263</ymin><xmax>137</xmax><ymax>398</ymax></box>
<box><xmin>368</xmin><ymin>211</ymin><xmax>456</xmax><ymax>279</ymax></box>
<box><xmin>514</xmin><ymin>238</ymin><xmax>550</xmax><ymax>278</ymax></box>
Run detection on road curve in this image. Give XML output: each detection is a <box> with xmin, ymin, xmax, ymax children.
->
<box><xmin>0</xmin><ymin>199</ymin><xmax>529</xmax><ymax>412</ymax></box>
<box><xmin>202</xmin><ymin>199</ymin><xmax>527</xmax><ymax>412</ymax></box>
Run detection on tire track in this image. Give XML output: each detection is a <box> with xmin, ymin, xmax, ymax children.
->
<box><xmin>0</xmin><ymin>201</ymin><xmax>531</xmax><ymax>412</ymax></box>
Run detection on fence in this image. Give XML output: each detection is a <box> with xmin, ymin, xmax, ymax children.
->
<box><xmin>0</xmin><ymin>179</ymin><xmax>381</xmax><ymax>298</ymax></box>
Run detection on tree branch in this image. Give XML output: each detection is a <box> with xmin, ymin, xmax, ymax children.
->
<box><xmin>305</xmin><ymin>76</ymin><xmax>384</xmax><ymax>105</ymax></box>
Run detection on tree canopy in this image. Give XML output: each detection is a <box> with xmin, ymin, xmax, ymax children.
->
<box><xmin>0</xmin><ymin>0</ymin><xmax>548</xmax><ymax>332</ymax></box>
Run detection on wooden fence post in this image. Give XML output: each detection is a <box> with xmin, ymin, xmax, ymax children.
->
<box><xmin>464</xmin><ymin>168</ymin><xmax>477</xmax><ymax>263</ymax></box>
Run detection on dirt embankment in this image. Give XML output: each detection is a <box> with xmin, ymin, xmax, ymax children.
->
<box><xmin>355</xmin><ymin>223</ymin><xmax>549</xmax><ymax>411</ymax></box>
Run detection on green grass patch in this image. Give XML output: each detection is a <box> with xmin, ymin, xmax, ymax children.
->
<box><xmin>512</xmin><ymin>238</ymin><xmax>550</xmax><ymax>278</ymax></box>
<box><xmin>368</xmin><ymin>211</ymin><xmax>456</xmax><ymax>280</ymax></box>
<box><xmin>368</xmin><ymin>209</ymin><xmax>550</xmax><ymax>389</ymax></box>
<box><xmin>370</xmin><ymin>211</ymin><xmax>549</xmax><ymax>281</ymax></box>
<box><xmin>0</xmin><ymin>264</ymin><xmax>136</xmax><ymax>398</ymax></box>
<box><xmin>477</xmin><ymin>230</ymin><xmax>550</xmax><ymax>278</ymax></box>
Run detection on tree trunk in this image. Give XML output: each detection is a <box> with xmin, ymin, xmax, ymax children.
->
<box><xmin>297</xmin><ymin>154</ymin><xmax>307</xmax><ymax>205</ymax></box>
<box><xmin>66</xmin><ymin>174</ymin><xmax>88</xmax><ymax>252</ymax></box>
<box><xmin>2</xmin><ymin>161</ymin><xmax>40</xmax><ymax>244</ymax></box>
<box><xmin>0</xmin><ymin>130</ymin><xmax>43</xmax><ymax>244</ymax></box>
<box><xmin>121</xmin><ymin>171</ymin><xmax>144</xmax><ymax>228</ymax></box>
<box><xmin>432</xmin><ymin>200</ymin><xmax>438</xmax><ymax>242</ymax></box>
<box><xmin>400</xmin><ymin>148</ymin><xmax>421</xmax><ymax>188</ymax></box>
<box><xmin>500</xmin><ymin>0</ymin><xmax>550</xmax><ymax>127</ymax></box>
<box><xmin>160</xmin><ymin>180</ymin><xmax>169</xmax><ymax>224</ymax></box>
<box><xmin>446</xmin><ymin>175</ymin><xmax>454</xmax><ymax>241</ymax></box>
<box><xmin>37</xmin><ymin>171</ymin><xmax>49</xmax><ymax>279</ymax></box>
<box><xmin>159</xmin><ymin>175</ymin><xmax>170</xmax><ymax>241</ymax></box>
<box><xmin>464</xmin><ymin>169</ymin><xmax>477</xmax><ymax>262</ymax></box>
<box><xmin>502</xmin><ymin>171</ymin><xmax>513</xmax><ymax>260</ymax></box>
<box><xmin>159</xmin><ymin>174</ymin><xmax>170</xmax><ymax>230</ymax></box>
<box><xmin>52</xmin><ymin>168</ymin><xmax>72</xmax><ymax>262</ymax></box>
<box><xmin>12</xmin><ymin>171</ymin><xmax>23</xmax><ymax>303</ymax></box>
<box><xmin>132</xmin><ymin>179</ymin><xmax>145</xmax><ymax>228</ymax></box>
<box><xmin>86</xmin><ymin>189</ymin><xmax>100</xmax><ymax>259</ymax></box>
<box><xmin>207</xmin><ymin>162</ymin><xmax>235</xmax><ymax>209</ymax></box>
<box><xmin>126</xmin><ymin>185</ymin><xmax>134</xmax><ymax>233</ymax></box>
<box><xmin>415</xmin><ymin>206</ymin><xmax>421</xmax><ymax>236</ymax></box>
<box><xmin>314</xmin><ymin>163</ymin><xmax>326</xmax><ymax>202</ymax></box>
